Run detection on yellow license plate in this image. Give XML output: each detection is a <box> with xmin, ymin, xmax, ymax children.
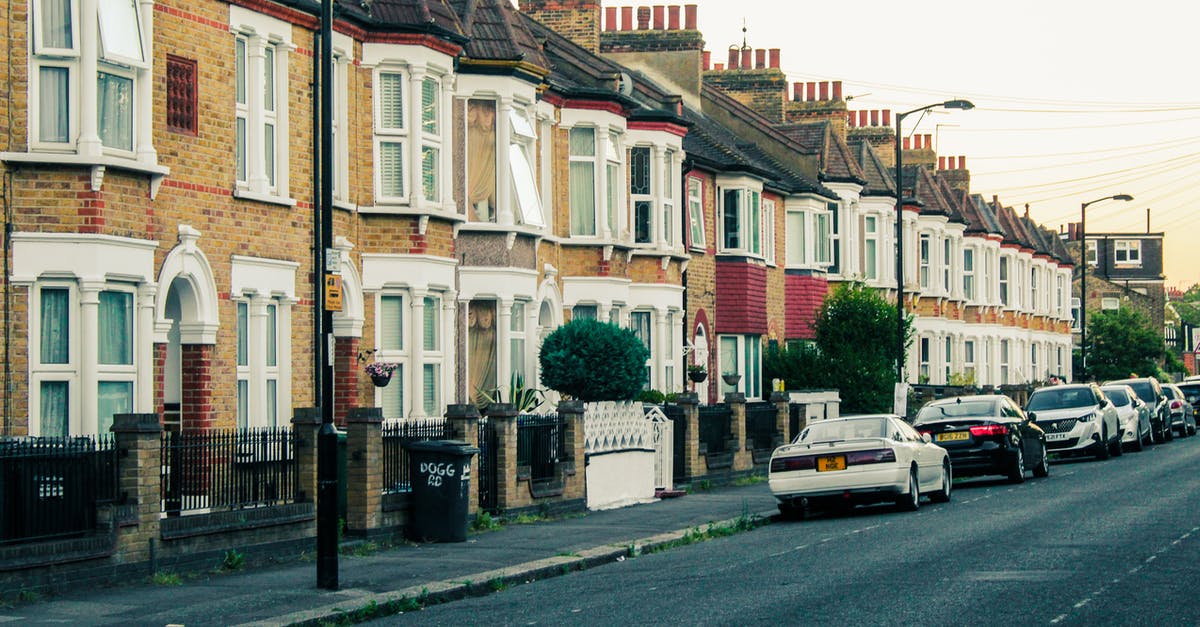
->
<box><xmin>937</xmin><ymin>431</ymin><xmax>970</xmax><ymax>442</ymax></box>
<box><xmin>816</xmin><ymin>455</ymin><xmax>846</xmax><ymax>472</ymax></box>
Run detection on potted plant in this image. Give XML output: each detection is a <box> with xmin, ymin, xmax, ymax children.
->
<box><xmin>687</xmin><ymin>364</ymin><xmax>708</xmax><ymax>383</ymax></box>
<box><xmin>364</xmin><ymin>361</ymin><xmax>399</xmax><ymax>387</ymax></box>
<box><xmin>722</xmin><ymin>372</ymin><xmax>741</xmax><ymax>387</ymax></box>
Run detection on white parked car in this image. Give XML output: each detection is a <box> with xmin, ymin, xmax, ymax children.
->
<box><xmin>768</xmin><ymin>414</ymin><xmax>951</xmax><ymax>519</ymax></box>
<box><xmin>1025</xmin><ymin>383</ymin><xmax>1122</xmax><ymax>461</ymax></box>
<box><xmin>1099</xmin><ymin>384</ymin><xmax>1152</xmax><ymax>452</ymax></box>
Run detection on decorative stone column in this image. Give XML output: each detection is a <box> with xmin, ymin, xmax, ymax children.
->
<box><xmin>727</xmin><ymin>392</ymin><xmax>752</xmax><ymax>471</ymax></box>
<box><xmin>445</xmin><ymin>404</ymin><xmax>480</xmax><ymax>516</ymax></box>
<box><xmin>674</xmin><ymin>393</ymin><xmax>702</xmax><ymax>480</ymax></box>
<box><xmin>292</xmin><ymin>408</ymin><xmax>322</xmax><ymax>504</ymax></box>
<box><xmin>344</xmin><ymin>407</ymin><xmax>383</xmax><ymax>534</ymax></box>
<box><xmin>111</xmin><ymin>413</ymin><xmax>162</xmax><ymax>564</ymax></box>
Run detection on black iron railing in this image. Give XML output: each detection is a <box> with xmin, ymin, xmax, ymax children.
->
<box><xmin>517</xmin><ymin>413</ymin><xmax>565</xmax><ymax>482</ymax></box>
<box><xmin>745</xmin><ymin>402</ymin><xmax>779</xmax><ymax>451</ymax></box>
<box><xmin>697</xmin><ymin>405</ymin><xmax>731</xmax><ymax>454</ymax></box>
<box><xmin>161</xmin><ymin>428</ymin><xmax>296</xmax><ymax>515</ymax></box>
<box><xmin>0</xmin><ymin>435</ymin><xmax>119</xmax><ymax>545</ymax></box>
<box><xmin>477</xmin><ymin>418</ymin><xmax>498</xmax><ymax>513</ymax></box>
<box><xmin>381</xmin><ymin>418</ymin><xmax>451</xmax><ymax>494</ymax></box>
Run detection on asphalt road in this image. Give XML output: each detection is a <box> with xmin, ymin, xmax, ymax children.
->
<box><xmin>381</xmin><ymin>435</ymin><xmax>1200</xmax><ymax>626</ymax></box>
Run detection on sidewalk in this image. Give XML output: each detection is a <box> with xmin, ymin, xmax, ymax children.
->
<box><xmin>0</xmin><ymin>483</ymin><xmax>778</xmax><ymax>626</ymax></box>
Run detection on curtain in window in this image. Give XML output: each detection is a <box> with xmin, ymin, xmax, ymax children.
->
<box><xmin>421</xmin><ymin>78</ymin><xmax>438</xmax><ymax>133</ymax></box>
<box><xmin>467</xmin><ymin>100</ymin><xmax>497</xmax><ymax>222</ymax></box>
<box><xmin>720</xmin><ymin>336</ymin><xmax>738</xmax><ymax>395</ymax></box>
<box><xmin>423</xmin><ymin>364</ymin><xmax>438</xmax><ymax>415</ymax></box>
<box><xmin>41</xmin><ymin>381</ymin><xmax>69</xmax><ymax>437</ymax></box>
<box><xmin>97</xmin><ymin>72</ymin><xmax>133</xmax><ymax>150</ymax></box>
<box><xmin>236</xmin><ymin>302</ymin><xmax>248</xmax><ymax>366</ymax></box>
<box><xmin>266</xmin><ymin>304</ymin><xmax>277</xmax><ymax>367</ymax></box>
<box><xmin>98</xmin><ymin>381</ymin><xmax>131</xmax><ymax>435</ymax></box>
<box><xmin>422</xmin><ymin>146</ymin><xmax>438</xmax><ymax>201</ymax></box>
<box><xmin>423</xmin><ymin>296</ymin><xmax>437</xmax><ymax>351</ymax></box>
<box><xmin>237</xmin><ymin>379</ymin><xmax>249</xmax><ymax>428</ymax></box>
<box><xmin>468</xmin><ymin>301</ymin><xmax>497</xmax><ymax>405</ymax></box>
<box><xmin>41</xmin><ymin>287</ymin><xmax>69</xmax><ymax>364</ymax></box>
<box><xmin>380</xmin><ymin>296</ymin><xmax>403</xmax><ymax>350</ymax></box>
<box><xmin>40</xmin><ymin>0</ymin><xmax>73</xmax><ymax>49</ymax></box>
<box><xmin>39</xmin><ymin>67</ymin><xmax>70</xmax><ymax>143</ymax></box>
<box><xmin>381</xmin><ymin>368</ymin><xmax>403</xmax><ymax>419</ymax></box>
<box><xmin>511</xmin><ymin>302</ymin><xmax>526</xmax><ymax>382</ymax></box>
<box><xmin>98</xmin><ymin>291</ymin><xmax>132</xmax><ymax>365</ymax></box>
<box><xmin>266</xmin><ymin>379</ymin><xmax>277</xmax><ymax>427</ymax></box>
<box><xmin>723</xmin><ymin>190</ymin><xmax>740</xmax><ymax>249</ymax></box>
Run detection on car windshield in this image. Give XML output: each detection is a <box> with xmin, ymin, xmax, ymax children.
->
<box><xmin>1101</xmin><ymin>388</ymin><xmax>1130</xmax><ymax>407</ymax></box>
<box><xmin>914</xmin><ymin>400</ymin><xmax>997</xmax><ymax>425</ymax></box>
<box><xmin>1176</xmin><ymin>384</ymin><xmax>1200</xmax><ymax>404</ymax></box>
<box><xmin>797</xmin><ymin>418</ymin><xmax>888</xmax><ymax>443</ymax></box>
<box><xmin>1116</xmin><ymin>380</ymin><xmax>1156</xmax><ymax>404</ymax></box>
<box><xmin>1027</xmin><ymin>387</ymin><xmax>1096</xmax><ymax>411</ymax></box>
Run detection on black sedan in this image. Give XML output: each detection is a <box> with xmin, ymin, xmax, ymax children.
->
<box><xmin>913</xmin><ymin>394</ymin><xmax>1049</xmax><ymax>483</ymax></box>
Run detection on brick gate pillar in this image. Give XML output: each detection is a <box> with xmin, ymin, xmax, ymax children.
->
<box><xmin>727</xmin><ymin>392</ymin><xmax>752</xmax><ymax>471</ymax></box>
<box><xmin>485</xmin><ymin>403</ymin><xmax>519</xmax><ymax>512</ymax></box>
<box><xmin>345</xmin><ymin>407</ymin><xmax>382</xmax><ymax>534</ymax></box>
<box><xmin>557</xmin><ymin>400</ymin><xmax>585</xmax><ymax>501</ymax></box>
<box><xmin>675</xmin><ymin>393</ymin><xmax>703</xmax><ymax>480</ymax></box>
<box><xmin>771</xmin><ymin>391</ymin><xmax>791</xmax><ymax>445</ymax></box>
<box><xmin>180</xmin><ymin>344</ymin><xmax>215</xmax><ymax>431</ymax></box>
<box><xmin>292</xmin><ymin>408</ymin><xmax>322</xmax><ymax>504</ymax></box>
<box><xmin>111</xmin><ymin>413</ymin><xmax>162</xmax><ymax>564</ymax></box>
<box><xmin>445</xmin><ymin>404</ymin><xmax>481</xmax><ymax>516</ymax></box>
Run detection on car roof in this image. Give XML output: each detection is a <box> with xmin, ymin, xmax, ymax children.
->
<box><xmin>1032</xmin><ymin>383</ymin><xmax>1091</xmax><ymax>392</ymax></box>
<box><xmin>925</xmin><ymin>394</ymin><xmax>1006</xmax><ymax>406</ymax></box>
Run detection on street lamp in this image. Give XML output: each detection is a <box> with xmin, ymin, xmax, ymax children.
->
<box><xmin>893</xmin><ymin>99</ymin><xmax>974</xmax><ymax>383</ymax></box>
<box><xmin>1078</xmin><ymin>193</ymin><xmax>1134</xmax><ymax>381</ymax></box>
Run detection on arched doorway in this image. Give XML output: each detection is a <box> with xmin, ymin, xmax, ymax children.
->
<box><xmin>155</xmin><ymin>226</ymin><xmax>219</xmax><ymax>432</ymax></box>
<box><xmin>693</xmin><ymin>323</ymin><xmax>709</xmax><ymax>404</ymax></box>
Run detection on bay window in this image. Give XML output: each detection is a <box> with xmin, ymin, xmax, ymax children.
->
<box><xmin>605</xmin><ymin>132</ymin><xmax>621</xmax><ymax>236</ymax></box>
<box><xmin>862</xmin><ymin>215</ymin><xmax>878</xmax><ymax>280</ymax></box>
<box><xmin>378</xmin><ymin>294</ymin><xmax>406</xmax><ymax>418</ymax></box>
<box><xmin>719</xmin><ymin>335</ymin><xmax>762</xmax><ymax>399</ymax></box>
<box><xmin>630</xmin><ymin>311</ymin><xmax>652</xmax><ymax>388</ymax></box>
<box><xmin>999</xmin><ymin>256</ymin><xmax>1010</xmax><ymax>306</ymax></box>
<box><xmin>963</xmin><ymin>247</ymin><xmax>975</xmax><ymax>301</ymax></box>
<box><xmin>373</xmin><ymin>62</ymin><xmax>447</xmax><ymax>210</ymax></box>
<box><xmin>964</xmin><ymin>340</ymin><xmax>976</xmax><ymax>380</ymax></box>
<box><xmin>719</xmin><ymin>185</ymin><xmax>765</xmax><ymax>257</ymax></box>
<box><xmin>919</xmin><ymin>234</ymin><xmax>931</xmax><ymax>289</ymax></box>
<box><xmin>763</xmin><ymin>198</ymin><xmax>775</xmax><ymax>264</ymax></box>
<box><xmin>631</xmin><ymin>147</ymin><xmax>652</xmax><ymax>243</ymax></box>
<box><xmin>33</xmin><ymin>285</ymin><xmax>75</xmax><ymax>437</ymax></box>
<box><xmin>786</xmin><ymin>207</ymin><xmax>806</xmax><ymax>266</ymax></box>
<box><xmin>421</xmin><ymin>295</ymin><xmax>441</xmax><ymax>415</ymax></box>
<box><xmin>814</xmin><ymin>210</ymin><xmax>831</xmax><ymax>265</ymax></box>
<box><xmin>510</xmin><ymin>301</ymin><xmax>527</xmax><ymax>384</ymax></box>
<box><xmin>568</xmin><ymin>127</ymin><xmax>597</xmax><ymax>236</ymax></box>
<box><xmin>942</xmin><ymin>238</ymin><xmax>951</xmax><ymax>293</ymax></box>
<box><xmin>827</xmin><ymin>202</ymin><xmax>841</xmax><ymax>274</ymax></box>
<box><xmin>234</xmin><ymin>296</ymin><xmax>286</xmax><ymax>428</ymax></box>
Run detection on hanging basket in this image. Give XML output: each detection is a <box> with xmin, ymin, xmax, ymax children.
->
<box><xmin>722</xmin><ymin>373</ymin><xmax>742</xmax><ymax>387</ymax></box>
<box><xmin>688</xmin><ymin>370</ymin><xmax>708</xmax><ymax>383</ymax></box>
<box><xmin>370</xmin><ymin>373</ymin><xmax>393</xmax><ymax>388</ymax></box>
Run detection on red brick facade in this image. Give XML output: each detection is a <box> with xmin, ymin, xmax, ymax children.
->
<box><xmin>786</xmin><ymin>274</ymin><xmax>828</xmax><ymax>340</ymax></box>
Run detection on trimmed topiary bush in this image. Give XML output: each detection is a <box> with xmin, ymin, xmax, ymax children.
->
<box><xmin>538</xmin><ymin>318</ymin><xmax>650</xmax><ymax>402</ymax></box>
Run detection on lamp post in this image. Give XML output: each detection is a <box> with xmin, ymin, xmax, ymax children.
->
<box><xmin>1078</xmin><ymin>193</ymin><xmax>1133</xmax><ymax>381</ymax></box>
<box><xmin>893</xmin><ymin>99</ymin><xmax>974</xmax><ymax>383</ymax></box>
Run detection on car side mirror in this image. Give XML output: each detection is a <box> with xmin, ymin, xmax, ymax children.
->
<box><xmin>1099</xmin><ymin>399</ymin><xmax>1109</xmax><ymax>408</ymax></box>
<box><xmin>1027</xmin><ymin>411</ymin><xmax>1037</xmax><ymax>422</ymax></box>
<box><xmin>921</xmin><ymin>433</ymin><xmax>932</xmax><ymax>444</ymax></box>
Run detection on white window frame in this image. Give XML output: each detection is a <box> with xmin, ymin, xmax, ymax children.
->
<box><xmin>862</xmin><ymin>214</ymin><xmax>878</xmax><ymax>281</ymax></box>
<box><xmin>510</xmin><ymin>107</ymin><xmax>544</xmax><ymax>227</ymax></box>
<box><xmin>963</xmin><ymin>247</ymin><xmax>975</xmax><ymax>301</ymax></box>
<box><xmin>419</xmin><ymin>76</ymin><xmax>441</xmax><ymax>204</ymax></box>
<box><xmin>233</xmin><ymin>295</ymin><xmax>287</xmax><ymax>429</ymax></box>
<box><xmin>919</xmin><ymin>337</ymin><xmax>930</xmax><ymax>381</ymax></box>
<box><xmin>230</xmin><ymin>8</ymin><xmax>293</xmax><ymax>204</ymax></box>
<box><xmin>377</xmin><ymin>292</ymin><xmax>409</xmax><ymax>419</ymax></box>
<box><xmin>1000</xmin><ymin>339</ymin><xmax>1010</xmax><ymax>385</ymax></box>
<box><xmin>918</xmin><ymin>233</ymin><xmax>931</xmax><ymax>289</ymax></box>
<box><xmin>687</xmin><ymin>176</ymin><xmax>705</xmax><ymax>251</ymax></box>
<box><xmin>942</xmin><ymin>237</ymin><xmax>951</xmax><ymax>294</ymax></box>
<box><xmin>30</xmin><ymin>282</ymin><xmax>79</xmax><ymax>437</ymax></box>
<box><xmin>630</xmin><ymin>145</ymin><xmax>654</xmax><ymax>245</ymax></box>
<box><xmin>763</xmin><ymin>198</ymin><xmax>776</xmax><ymax>265</ymax></box>
<box><xmin>999</xmin><ymin>256</ymin><xmax>1010</xmax><ymax>307</ymax></box>
<box><xmin>630</xmin><ymin>310</ymin><xmax>653</xmax><ymax>389</ymax></box>
<box><xmin>331</xmin><ymin>34</ymin><xmax>352</xmax><ymax>207</ymax></box>
<box><xmin>718</xmin><ymin>334</ymin><xmax>762</xmax><ymax>400</ymax></box>
<box><xmin>1115</xmin><ymin>240</ymin><xmax>1141</xmax><ymax>265</ymax></box>
<box><xmin>964</xmin><ymin>339</ymin><xmax>976</xmax><ymax>379</ymax></box>
<box><xmin>568</xmin><ymin>126</ymin><xmax>598</xmax><ymax>236</ymax></box>
<box><xmin>374</xmin><ymin>69</ymin><xmax>409</xmax><ymax>204</ymax></box>
<box><xmin>1030</xmin><ymin>266</ymin><xmax>1039</xmax><ymax>313</ymax></box>
<box><xmin>1086</xmin><ymin>240</ymin><xmax>1097</xmax><ymax>266</ymax></box>
<box><xmin>718</xmin><ymin>183</ymin><xmax>765</xmax><ymax>258</ymax></box>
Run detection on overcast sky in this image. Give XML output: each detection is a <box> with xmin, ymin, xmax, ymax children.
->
<box><xmin>686</xmin><ymin>0</ymin><xmax>1200</xmax><ymax>288</ymax></box>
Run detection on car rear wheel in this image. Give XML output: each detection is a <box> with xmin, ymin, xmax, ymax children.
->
<box><xmin>1096</xmin><ymin>425</ymin><xmax>1111</xmax><ymax>460</ymax></box>
<box><xmin>1110</xmin><ymin>430</ymin><xmax>1124</xmax><ymax>457</ymax></box>
<box><xmin>1032</xmin><ymin>443</ymin><xmax>1050</xmax><ymax>478</ymax></box>
<box><xmin>895</xmin><ymin>468</ymin><xmax>920</xmax><ymax>512</ymax></box>
<box><xmin>930</xmin><ymin>460</ymin><xmax>952</xmax><ymax>503</ymax></box>
<box><xmin>1165</xmin><ymin>423</ymin><xmax>1175</xmax><ymax>441</ymax></box>
<box><xmin>778</xmin><ymin>500</ymin><xmax>805</xmax><ymax>521</ymax></box>
<box><xmin>1131</xmin><ymin>427</ymin><xmax>1146</xmax><ymax>452</ymax></box>
<box><xmin>1007</xmin><ymin>446</ymin><xmax>1025</xmax><ymax>483</ymax></box>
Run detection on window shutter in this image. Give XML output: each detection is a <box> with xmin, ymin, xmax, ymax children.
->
<box><xmin>380</xmin><ymin>295</ymin><xmax>404</xmax><ymax>350</ymax></box>
<box><xmin>379</xmin><ymin>72</ymin><xmax>404</xmax><ymax>130</ymax></box>
<box><xmin>379</xmin><ymin>142</ymin><xmax>405</xmax><ymax>198</ymax></box>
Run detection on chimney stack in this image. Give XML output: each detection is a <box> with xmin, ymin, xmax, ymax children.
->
<box><xmin>882</xmin><ymin>110</ymin><xmax>891</xmax><ymax>127</ymax></box>
<box><xmin>903</xmin><ymin>137</ymin><xmax>911</xmax><ymax>150</ymax></box>
<box><xmin>702</xmin><ymin>50</ymin><xmax>711</xmax><ymax>70</ymax></box>
<box><xmin>819</xmin><ymin>81</ymin><xmax>829</xmax><ymax>100</ymax></box>
<box><xmin>870</xmin><ymin>110</ymin><xmax>879</xmax><ymax>126</ymax></box>
<box><xmin>806</xmin><ymin>81</ymin><xmax>816</xmax><ymax>101</ymax></box>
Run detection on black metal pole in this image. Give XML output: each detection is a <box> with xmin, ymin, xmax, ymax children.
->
<box><xmin>894</xmin><ymin>115</ymin><xmax>905</xmax><ymax>384</ymax></box>
<box><xmin>1079</xmin><ymin>201</ymin><xmax>1087</xmax><ymax>382</ymax></box>
<box><xmin>316</xmin><ymin>0</ymin><xmax>338</xmax><ymax>590</ymax></box>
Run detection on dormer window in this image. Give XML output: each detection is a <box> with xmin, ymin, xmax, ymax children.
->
<box><xmin>1115</xmin><ymin>240</ymin><xmax>1141</xmax><ymax>265</ymax></box>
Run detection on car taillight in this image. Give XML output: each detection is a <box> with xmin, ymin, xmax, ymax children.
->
<box><xmin>969</xmin><ymin>424</ymin><xmax>1008</xmax><ymax>437</ymax></box>
<box><xmin>916</xmin><ymin>429</ymin><xmax>932</xmax><ymax>436</ymax></box>
<box><xmin>770</xmin><ymin>455</ymin><xmax>815</xmax><ymax>472</ymax></box>
<box><xmin>845</xmin><ymin>448</ymin><xmax>896</xmax><ymax>465</ymax></box>
<box><xmin>1171</xmin><ymin>400</ymin><xmax>1183</xmax><ymax>410</ymax></box>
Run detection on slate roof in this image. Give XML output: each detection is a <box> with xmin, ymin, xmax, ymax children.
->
<box><xmin>337</xmin><ymin>0</ymin><xmax>466</xmax><ymax>40</ymax></box>
<box><xmin>1021</xmin><ymin>212</ymin><xmax>1055</xmax><ymax>258</ymax></box>
<box><xmin>994</xmin><ymin>201</ymin><xmax>1037</xmax><ymax>250</ymax></box>
<box><xmin>934</xmin><ymin>177</ymin><xmax>981</xmax><ymax>232</ymax></box>
<box><xmin>969</xmin><ymin>194</ymin><xmax>1006</xmax><ymax>236</ymax></box>
<box><xmin>451</xmin><ymin>0</ymin><xmax>548</xmax><ymax>68</ymax></box>
<box><xmin>777</xmin><ymin>121</ymin><xmax>867</xmax><ymax>186</ymax></box>
<box><xmin>846</xmin><ymin>138</ymin><xmax>896</xmax><ymax>197</ymax></box>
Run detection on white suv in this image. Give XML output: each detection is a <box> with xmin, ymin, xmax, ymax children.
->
<box><xmin>1026</xmin><ymin>383</ymin><xmax>1122</xmax><ymax>461</ymax></box>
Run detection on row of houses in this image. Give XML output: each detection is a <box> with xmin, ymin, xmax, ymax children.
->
<box><xmin>0</xmin><ymin>0</ymin><xmax>1078</xmax><ymax>438</ymax></box>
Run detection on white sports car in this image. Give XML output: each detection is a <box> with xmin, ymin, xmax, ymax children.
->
<box><xmin>769</xmin><ymin>414</ymin><xmax>952</xmax><ymax>519</ymax></box>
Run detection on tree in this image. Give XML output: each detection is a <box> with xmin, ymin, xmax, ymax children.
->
<box><xmin>538</xmin><ymin>318</ymin><xmax>650</xmax><ymax>402</ymax></box>
<box><xmin>1086</xmin><ymin>307</ymin><xmax>1172</xmax><ymax>382</ymax></box>
<box><xmin>765</xmin><ymin>282</ymin><xmax>912</xmax><ymax>413</ymax></box>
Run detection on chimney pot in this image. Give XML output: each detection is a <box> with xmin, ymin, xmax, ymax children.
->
<box><xmin>740</xmin><ymin>48</ymin><xmax>752</xmax><ymax>70</ymax></box>
<box><xmin>939</xmin><ymin>156</ymin><xmax>946</xmax><ymax>170</ymax></box>
<box><xmin>728</xmin><ymin>49</ymin><xmax>739</xmax><ymax>69</ymax></box>
<box><xmin>882</xmin><ymin>110</ymin><xmax>891</xmax><ymax>127</ymax></box>
<box><xmin>714</xmin><ymin>63</ymin><xmax>725</xmax><ymax>71</ymax></box>
<box><xmin>637</xmin><ymin>6</ymin><xmax>651</xmax><ymax>29</ymax></box>
<box><xmin>755</xmin><ymin>49</ymin><xmax>766</xmax><ymax>69</ymax></box>
<box><xmin>819</xmin><ymin>81</ymin><xmax>829</xmax><ymax>100</ymax></box>
<box><xmin>793</xmin><ymin>82</ymin><xmax>803</xmax><ymax>101</ymax></box>
<box><xmin>702</xmin><ymin>50</ymin><xmax>711</xmax><ymax>71</ymax></box>
<box><xmin>914</xmin><ymin>135</ymin><xmax>922</xmax><ymax>149</ymax></box>
<box><xmin>870</xmin><ymin>110</ymin><xmax>879</xmax><ymax>126</ymax></box>
<box><xmin>621</xmin><ymin>6</ymin><xmax>633</xmax><ymax>31</ymax></box>
<box><xmin>604</xmin><ymin>6</ymin><xmax>617</xmax><ymax>31</ymax></box>
<box><xmin>924</xmin><ymin>134</ymin><xmax>932</xmax><ymax>149</ymax></box>
<box><xmin>832</xmin><ymin>80</ymin><xmax>842</xmax><ymax>101</ymax></box>
<box><xmin>652</xmin><ymin>5</ymin><xmax>665</xmax><ymax>29</ymax></box>
<box><xmin>847</xmin><ymin>113</ymin><xmax>856</xmax><ymax>128</ymax></box>
<box><xmin>668</xmin><ymin>5</ymin><xmax>680</xmax><ymax>29</ymax></box>
<box><xmin>684</xmin><ymin>4</ymin><xmax>698</xmax><ymax>29</ymax></box>
<box><xmin>806</xmin><ymin>81</ymin><xmax>816</xmax><ymax>101</ymax></box>
<box><xmin>903</xmin><ymin>137</ymin><xmax>911</xmax><ymax>150</ymax></box>
<box><xmin>958</xmin><ymin>156</ymin><xmax>966</xmax><ymax>170</ymax></box>
<box><xmin>768</xmin><ymin>48</ymin><xmax>780</xmax><ymax>69</ymax></box>
<box><xmin>859</xmin><ymin>110</ymin><xmax>868</xmax><ymax>127</ymax></box>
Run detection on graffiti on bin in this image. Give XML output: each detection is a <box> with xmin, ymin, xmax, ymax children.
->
<box><xmin>420</xmin><ymin>461</ymin><xmax>468</xmax><ymax>487</ymax></box>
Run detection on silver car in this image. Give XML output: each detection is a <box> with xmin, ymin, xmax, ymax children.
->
<box><xmin>1026</xmin><ymin>383</ymin><xmax>1122</xmax><ymax>461</ymax></box>
<box><xmin>1100</xmin><ymin>384</ymin><xmax>1152</xmax><ymax>452</ymax></box>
